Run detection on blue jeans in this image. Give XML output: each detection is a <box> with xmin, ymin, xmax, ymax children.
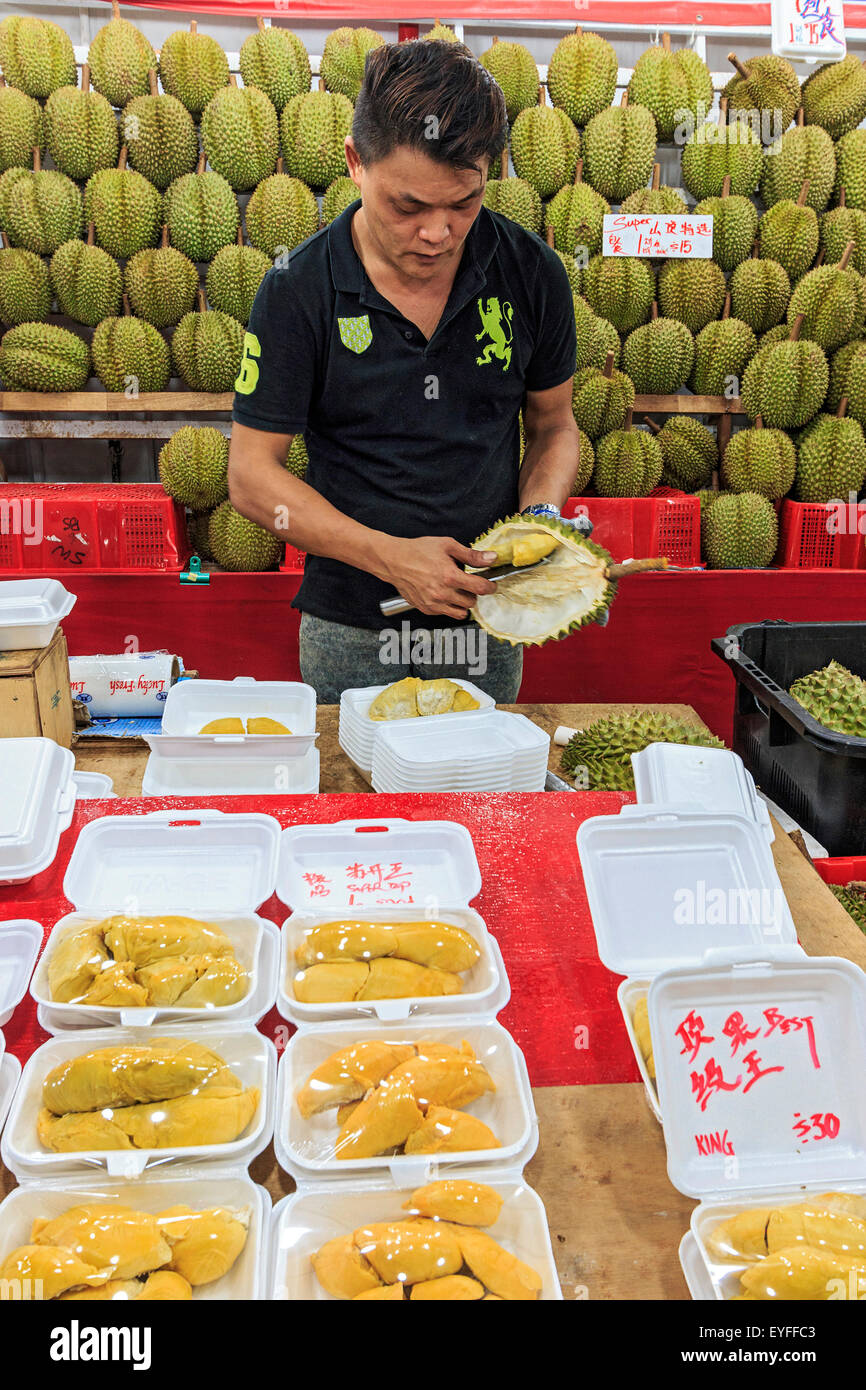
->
<box><xmin>299</xmin><ymin>612</ymin><xmax>524</xmax><ymax>704</ymax></box>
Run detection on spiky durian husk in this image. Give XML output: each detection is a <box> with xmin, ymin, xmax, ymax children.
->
<box><xmin>561</xmin><ymin>712</ymin><xmax>724</xmax><ymax>786</ymax></box>
<box><xmin>469</xmin><ymin>514</ymin><xmax>616</xmax><ymax>648</ymax></box>
<box><xmin>829</xmin><ymin>883</ymin><xmax>866</xmax><ymax>929</ymax></box>
<box><xmin>789</xmin><ymin>661</ymin><xmax>866</xmax><ymax>739</ymax></box>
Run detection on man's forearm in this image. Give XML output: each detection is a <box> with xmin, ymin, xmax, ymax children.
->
<box><xmin>519</xmin><ymin>420</ymin><xmax>581</xmax><ymax>510</ymax></box>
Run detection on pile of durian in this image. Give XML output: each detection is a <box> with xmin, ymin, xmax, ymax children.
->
<box><xmin>707</xmin><ymin>1193</ymin><xmax>866</xmax><ymax>1299</ymax></box>
<box><xmin>0</xmin><ymin>1200</ymin><xmax>249</xmax><ymax>1299</ymax></box>
<box><xmin>291</xmin><ymin>918</ymin><xmax>482</xmax><ymax>1003</ymax></box>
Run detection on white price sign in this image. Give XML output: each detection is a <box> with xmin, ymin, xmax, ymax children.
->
<box><xmin>771</xmin><ymin>0</ymin><xmax>846</xmax><ymax>61</ymax></box>
<box><xmin>602</xmin><ymin>213</ymin><xmax>714</xmax><ymax>259</ymax></box>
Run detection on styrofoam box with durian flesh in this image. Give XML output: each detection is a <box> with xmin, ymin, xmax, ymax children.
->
<box><xmin>275</xmin><ymin>819</ymin><xmax>509</xmax><ymax>1026</ymax></box>
<box><xmin>154</xmin><ymin>676</ymin><xmax>318</xmax><ymax>760</ymax></box>
<box><xmin>30</xmin><ymin>811</ymin><xmax>282</xmax><ymax>1030</ymax></box>
<box><xmin>0</xmin><ymin>1173</ymin><xmax>269</xmax><ymax>1301</ymax></box>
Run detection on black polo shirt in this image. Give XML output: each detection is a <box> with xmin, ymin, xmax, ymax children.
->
<box><xmin>232</xmin><ymin>201</ymin><xmax>576</xmax><ymax>628</ymax></box>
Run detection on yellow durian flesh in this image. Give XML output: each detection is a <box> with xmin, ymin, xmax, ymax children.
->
<box><xmin>199</xmin><ymin>717</ymin><xmax>245</xmax><ymax>734</ymax></box>
<box><xmin>157</xmin><ymin>1205</ymin><xmax>248</xmax><ymax>1286</ymax></box>
<box><xmin>368</xmin><ymin>677</ymin><xmax>423</xmax><ymax>721</ymax></box>
<box><xmin>512</xmin><ymin>533</ymin><xmax>559</xmax><ymax>566</ymax></box>
<box><xmin>451</xmin><ymin>687</ymin><xmax>481</xmax><ymax>711</ymax></box>
<box><xmin>632</xmin><ymin>996</ymin><xmax>656</xmax><ymax>1079</ymax></box>
<box><xmin>31</xmin><ymin>1205</ymin><xmax>171</xmax><ymax>1281</ymax></box>
<box><xmin>740</xmin><ymin>1244</ymin><xmax>866</xmax><ymax>1300</ymax></box>
<box><xmin>352</xmin><ymin>1219</ymin><xmax>463</xmax><ymax>1285</ymax></box>
<box><xmin>246</xmin><ymin>716</ymin><xmax>291</xmax><ymax>733</ymax></box>
<box><xmin>415</xmin><ymin>678</ymin><xmax>458</xmax><ymax>715</ymax></box>
<box><xmin>404</xmin><ymin>1180</ymin><xmax>504</xmax><ymax>1227</ymax></box>
<box><xmin>311</xmin><ymin>1233</ymin><xmax>383</xmax><ymax>1298</ymax></box>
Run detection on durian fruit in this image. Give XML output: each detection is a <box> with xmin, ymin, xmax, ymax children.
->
<box><xmin>159</xmin><ymin>19</ymin><xmax>230</xmax><ymax>119</ymax></box>
<box><xmin>44</xmin><ymin>65</ymin><xmax>119</xmax><ymax>183</ymax></box>
<box><xmin>619</xmin><ymin>162</ymin><xmax>687</xmax><ymax>216</ymax></box>
<box><xmin>238</xmin><ymin>19</ymin><xmax>311</xmax><ymax>114</ymax></box>
<box><xmin>723</xmin><ymin>52</ymin><xmax>800</xmax><ymax>141</ymax></box>
<box><xmin>622</xmin><ymin>302</ymin><xmax>694</xmax><ymax>394</ymax></box>
<box><xmin>657</xmin><ymin>258</ymin><xmax>726</xmax><ymax>334</ymax></box>
<box><xmin>681</xmin><ymin>103</ymin><xmax>764</xmax><ymax>200</ymax></box>
<box><xmin>87</xmin><ymin>2</ymin><xmax>158</xmax><ymax>109</ymax></box>
<box><xmin>0</xmin><ymin>321</ymin><xmax>90</xmax><ymax>392</ymax></box>
<box><xmin>201</xmin><ymin>79</ymin><xmax>279</xmax><ymax>192</ymax></box>
<box><xmin>2</xmin><ymin>153</ymin><xmax>82</xmax><ymax>256</ymax></box>
<box><xmin>561</xmin><ymin>712</ymin><xmax>724</xmax><ymax>788</ymax></box>
<box><xmin>691</xmin><ymin>293</ymin><xmax>757</xmax><ymax>396</ymax></box>
<box><xmin>626</xmin><ymin>32</ymin><xmax>713</xmax><ymax>143</ymax></box>
<box><xmin>158</xmin><ymin>425</ymin><xmax>229</xmax><ymax>511</ymax></box>
<box><xmin>741</xmin><ymin>313</ymin><xmax>829</xmax><ymax>428</ymax></box>
<box><xmin>789</xmin><ymin>661</ymin><xmax>866</xmax><ymax>738</ymax></box>
<box><xmin>829</xmin><ymin>882</ymin><xmax>866</xmax><ymax>927</ymax></box>
<box><xmin>582</xmin><ymin>253</ymin><xmax>654</xmax><ymax>335</ymax></box>
<box><xmin>124</xmin><ymin>226</ymin><xmax>198</xmax><ymax>329</ymax></box>
<box><xmin>320</xmin><ymin>26</ymin><xmax>384</xmax><ymax>103</ymax></box>
<box><xmin>646</xmin><ymin>415</ymin><xmax>717</xmax><ymax>492</ymax></box>
<box><xmin>208</xmin><ymin>500</ymin><xmax>282</xmax><ymax>573</ymax></box>
<box><xmin>594</xmin><ymin>412</ymin><xmax>664</xmax><ymax>498</ymax></box>
<box><xmin>423</xmin><ymin>21</ymin><xmax>460</xmax><ymax>42</ymax></box>
<box><xmin>172</xmin><ymin>290</ymin><xmax>244</xmax><ymax>393</ymax></box>
<box><xmin>760</xmin><ymin>109</ymin><xmax>835</xmax><ymax>212</ymax></box>
<box><xmin>84</xmin><ymin>147</ymin><xmax>162</xmax><ymax>260</ymax></box>
<box><xmin>286</xmin><ymin>433</ymin><xmax>308</xmax><ymax>480</ymax></box>
<box><xmin>703</xmin><ymin>490</ymin><xmax>779</xmax><ymax>569</ymax></box>
<box><xmin>795</xmin><ymin>399</ymin><xmax>866</xmax><ymax>504</ymax></box>
<box><xmin>546</xmin><ymin>28</ymin><xmax>618</xmax><ymax>127</ymax></box>
<box><xmin>510</xmin><ymin>87</ymin><xmax>579</xmax><ymax>200</ymax></box>
<box><xmin>729</xmin><ymin>250</ymin><xmax>791</xmax><ymax>332</ymax></box>
<box><xmin>245</xmin><ymin>159</ymin><xmax>319</xmax><ymax>259</ymax></box>
<box><xmin>205</xmin><ymin>232</ymin><xmax>270</xmax><ymax>326</ymax></box>
<box><xmin>281</xmin><ymin>81</ymin><xmax>352</xmax><ymax>191</ymax></box>
<box><xmin>0</xmin><ymin>80</ymin><xmax>42</xmax><ymax>174</ymax></box>
<box><xmin>573</xmin><ymin>430</ymin><xmax>594</xmax><ymax>495</ymax></box>
<box><xmin>544</xmin><ymin>158</ymin><xmax>609</xmax><ymax>258</ymax></box>
<box><xmin>91</xmin><ymin>296</ymin><xmax>170</xmax><ymax>394</ymax></box>
<box><xmin>582</xmin><ymin>94</ymin><xmax>657</xmax><ymax>206</ymax></box>
<box><xmin>164</xmin><ymin>154</ymin><xmax>239</xmax><ymax>263</ymax></box>
<box><xmin>758</xmin><ymin>180</ymin><xmax>819</xmax><ymax>282</ymax></box>
<box><xmin>0</xmin><ymin>14</ymin><xmax>76</xmax><ymax>100</ymax></box>
<box><xmin>694</xmin><ymin>173</ymin><xmax>758</xmax><ymax>271</ymax></box>
<box><xmin>571</xmin><ymin>350</ymin><xmax>634</xmax><ymax>440</ymax></box>
<box><xmin>802</xmin><ymin>54</ymin><xmax>866</xmax><ymax>140</ymax></box>
<box><xmin>821</xmin><ymin>188</ymin><xmax>866</xmax><ymax>274</ymax></box>
<box><xmin>188</xmin><ymin>511</ymin><xmax>214</xmax><ymax>561</ymax></box>
<box><xmin>759</xmin><ymin>323</ymin><xmax>796</xmax><ymax>349</ymax></box>
<box><xmin>834</xmin><ymin>130</ymin><xmax>866</xmax><ymax>212</ymax></box>
<box><xmin>721</xmin><ymin>416</ymin><xmax>797</xmax><ymax>499</ymax></box>
<box><xmin>787</xmin><ymin>243</ymin><xmax>865</xmax><ymax>351</ymax></box>
<box><xmin>322</xmin><ymin>175</ymin><xmax>358</xmax><ymax>225</ymax></box>
<box><xmin>469</xmin><ymin>514</ymin><xmax>622</xmax><ymax>646</ymax></box>
<box><xmin>0</xmin><ymin>234</ymin><xmax>50</xmax><ymax>325</ymax></box>
<box><xmin>572</xmin><ymin>294</ymin><xmax>621</xmax><ymax>372</ymax></box>
<box><xmin>121</xmin><ymin>70</ymin><xmax>199</xmax><ymax>192</ymax></box>
<box><xmin>545</xmin><ymin>226</ymin><xmax>581</xmax><ymax>294</ymax></box>
<box><xmin>479</xmin><ymin>37</ymin><xmax>539</xmax><ymax>123</ymax></box>
<box><xmin>828</xmin><ymin>339</ymin><xmax>866</xmax><ymax>426</ymax></box>
<box><xmin>482</xmin><ymin>147</ymin><xmax>542</xmax><ymax>235</ymax></box>
<box><xmin>50</xmin><ymin>224</ymin><xmax>122</xmax><ymax>327</ymax></box>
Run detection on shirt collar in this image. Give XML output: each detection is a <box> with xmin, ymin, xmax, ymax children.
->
<box><xmin>327</xmin><ymin>199</ymin><xmax>501</xmax><ymax>297</ymax></box>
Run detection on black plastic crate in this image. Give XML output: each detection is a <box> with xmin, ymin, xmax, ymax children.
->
<box><xmin>711</xmin><ymin>620</ymin><xmax>866</xmax><ymax>856</ymax></box>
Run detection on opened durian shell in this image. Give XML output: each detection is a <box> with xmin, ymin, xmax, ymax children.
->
<box><xmin>468</xmin><ymin>515</ymin><xmax>618</xmax><ymax>647</ymax></box>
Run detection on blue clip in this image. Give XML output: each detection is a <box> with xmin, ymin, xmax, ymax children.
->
<box><xmin>180</xmin><ymin>554</ymin><xmax>210</xmax><ymax>586</ymax></box>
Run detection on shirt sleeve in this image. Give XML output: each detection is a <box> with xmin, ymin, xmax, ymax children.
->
<box><xmin>231</xmin><ymin>264</ymin><xmax>316</xmax><ymax>435</ymax></box>
<box><xmin>523</xmin><ymin>246</ymin><xmax>577</xmax><ymax>394</ymax></box>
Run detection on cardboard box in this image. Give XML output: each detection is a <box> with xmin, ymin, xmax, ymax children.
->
<box><xmin>0</xmin><ymin>626</ymin><xmax>74</xmax><ymax>747</ymax></box>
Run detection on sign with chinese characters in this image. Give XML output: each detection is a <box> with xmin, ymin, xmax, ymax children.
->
<box><xmin>602</xmin><ymin>214</ymin><xmax>714</xmax><ymax>259</ymax></box>
<box><xmin>772</xmin><ymin>0</ymin><xmax>846</xmax><ymax>60</ymax></box>
<box><xmin>301</xmin><ymin>859</ymin><xmax>417</xmax><ymax>909</ymax></box>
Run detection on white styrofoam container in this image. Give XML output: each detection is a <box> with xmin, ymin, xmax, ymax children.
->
<box><xmin>30</xmin><ymin>809</ymin><xmax>281</xmax><ymax>1030</ymax></box>
<box><xmin>651</xmin><ymin>949</ymin><xmax>866</xmax><ymax>1300</ymax></box>
<box><xmin>275</xmin><ymin>819</ymin><xmax>509</xmax><ymax>1025</ymax></box>
<box><xmin>0</xmin><ymin>739</ymin><xmax>76</xmax><ymax>886</ymax></box>
<box><xmin>2</xmin><ymin>1021</ymin><xmax>276</xmax><ymax>1181</ymax></box>
<box><xmin>72</xmin><ymin>771</ymin><xmax>116</xmax><ymax>799</ymax></box>
<box><xmin>155</xmin><ymin>676</ymin><xmax>317</xmax><ymax>756</ymax></box>
<box><xmin>0</xmin><ymin>1173</ymin><xmax>269</xmax><ymax>1300</ymax></box>
<box><xmin>369</xmin><ymin>711</ymin><xmax>549</xmax><ymax>793</ymax></box>
<box><xmin>0</xmin><ymin>1052</ymin><xmax>21</xmax><ymax>1138</ymax></box>
<box><xmin>275</xmin><ymin>1016</ymin><xmax>536</xmax><ymax>1184</ymax></box>
<box><xmin>141</xmin><ymin>744</ymin><xmax>320</xmax><ymax>797</ymax></box>
<box><xmin>0</xmin><ymin>579</ymin><xmax>75</xmax><ymax>650</ymax></box>
<box><xmin>269</xmin><ymin>1168</ymin><xmax>562</xmax><ymax>1300</ymax></box>
<box><xmin>577</xmin><ymin>805</ymin><xmax>797</xmax><ymax>1123</ymax></box>
<box><xmin>339</xmin><ymin>678</ymin><xmax>496</xmax><ymax>774</ymax></box>
<box><xmin>0</xmin><ymin>920</ymin><xmax>43</xmax><ymax>1029</ymax></box>
<box><xmin>632</xmin><ymin>744</ymin><xmax>774</xmax><ymax>842</ymax></box>
<box><xmin>678</xmin><ymin>1233</ymin><xmax>716</xmax><ymax>1301</ymax></box>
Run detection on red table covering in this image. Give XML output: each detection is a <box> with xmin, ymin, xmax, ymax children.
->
<box><xmin>0</xmin><ymin>791</ymin><xmax>638</xmax><ymax>1089</ymax></box>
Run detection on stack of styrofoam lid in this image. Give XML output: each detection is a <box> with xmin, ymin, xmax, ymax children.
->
<box><xmin>371</xmin><ymin>711</ymin><xmax>550</xmax><ymax>793</ymax></box>
<box><xmin>0</xmin><ymin>579</ymin><xmax>76</xmax><ymax>651</ymax></box>
<box><xmin>631</xmin><ymin>743</ymin><xmax>774</xmax><ymax>841</ymax></box>
<box><xmin>339</xmin><ymin>678</ymin><xmax>495</xmax><ymax>775</ymax></box>
<box><xmin>0</xmin><ymin>739</ymin><xmax>77</xmax><ymax>886</ymax></box>
<box><xmin>72</xmin><ymin>771</ymin><xmax>116</xmax><ymax>799</ymax></box>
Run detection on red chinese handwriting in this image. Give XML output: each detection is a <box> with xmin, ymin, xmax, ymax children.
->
<box><xmin>301</xmin><ymin>871</ymin><xmax>331</xmax><ymax>898</ymax></box>
<box><xmin>676</xmin><ymin>1009</ymin><xmax>715</xmax><ymax>1063</ymax></box>
<box><xmin>344</xmin><ymin>860</ymin><xmax>414</xmax><ymax>905</ymax></box>
<box><xmin>691</xmin><ymin>1058</ymin><xmax>742</xmax><ymax>1113</ymax></box>
<box><xmin>740</xmin><ymin>1049</ymin><xmax>785</xmax><ymax>1094</ymax></box>
<box><xmin>722</xmin><ymin>1010</ymin><xmax>761</xmax><ymax>1055</ymax></box>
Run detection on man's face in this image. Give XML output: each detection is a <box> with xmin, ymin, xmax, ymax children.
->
<box><xmin>345</xmin><ymin>138</ymin><xmax>489</xmax><ymax>281</ymax></box>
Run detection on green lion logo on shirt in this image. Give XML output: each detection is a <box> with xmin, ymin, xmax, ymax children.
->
<box><xmin>475</xmin><ymin>298</ymin><xmax>513</xmax><ymax>371</ymax></box>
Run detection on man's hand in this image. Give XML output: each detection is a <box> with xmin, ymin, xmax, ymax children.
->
<box><xmin>381</xmin><ymin>536</ymin><xmax>500</xmax><ymax>620</ymax></box>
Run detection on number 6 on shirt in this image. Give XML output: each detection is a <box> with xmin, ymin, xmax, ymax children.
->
<box><xmin>235</xmin><ymin>332</ymin><xmax>262</xmax><ymax>395</ymax></box>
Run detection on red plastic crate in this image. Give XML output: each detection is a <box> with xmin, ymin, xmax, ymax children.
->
<box><xmin>776</xmin><ymin>499</ymin><xmax>866</xmax><ymax>569</ymax></box>
<box><xmin>0</xmin><ymin>484</ymin><xmax>190</xmax><ymax>574</ymax></box>
<box><xmin>280</xmin><ymin>544</ymin><xmax>306</xmax><ymax>572</ymax></box>
<box><xmin>562</xmin><ymin>494</ymin><xmax>701</xmax><ymax>565</ymax></box>
<box><xmin>813</xmin><ymin>856</ymin><xmax>866</xmax><ymax>886</ymax></box>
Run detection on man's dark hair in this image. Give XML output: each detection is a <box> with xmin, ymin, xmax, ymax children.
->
<box><xmin>352</xmin><ymin>40</ymin><xmax>507</xmax><ymax>174</ymax></box>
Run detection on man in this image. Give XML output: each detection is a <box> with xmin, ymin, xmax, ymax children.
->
<box><xmin>229</xmin><ymin>39</ymin><xmax>581</xmax><ymax>703</ymax></box>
